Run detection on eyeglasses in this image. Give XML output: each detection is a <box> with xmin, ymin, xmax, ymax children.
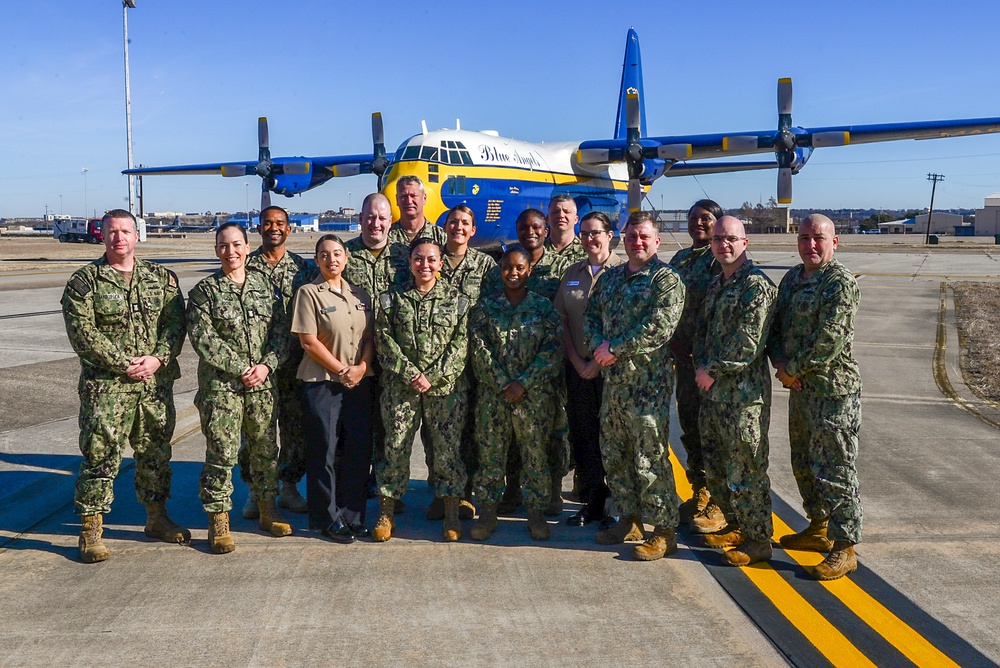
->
<box><xmin>579</xmin><ymin>230</ymin><xmax>607</xmax><ymax>239</ymax></box>
<box><xmin>710</xmin><ymin>235</ymin><xmax>746</xmax><ymax>244</ymax></box>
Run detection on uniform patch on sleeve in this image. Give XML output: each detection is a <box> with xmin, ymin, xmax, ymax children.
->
<box><xmin>379</xmin><ymin>293</ymin><xmax>393</xmax><ymax>312</ymax></box>
<box><xmin>68</xmin><ymin>275</ymin><xmax>91</xmax><ymax>298</ymax></box>
<box><xmin>189</xmin><ymin>287</ymin><xmax>209</xmax><ymax>308</ymax></box>
<box><xmin>456</xmin><ymin>296</ymin><xmax>470</xmax><ymax>316</ymax></box>
<box><xmin>166</xmin><ymin>270</ymin><xmax>179</xmax><ymax>289</ymax></box>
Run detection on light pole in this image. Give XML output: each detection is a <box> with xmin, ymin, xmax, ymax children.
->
<box><xmin>82</xmin><ymin>168</ymin><xmax>89</xmax><ymax>219</ymax></box>
<box><xmin>245</xmin><ymin>182</ymin><xmax>250</xmax><ymax>225</ymax></box>
<box><xmin>348</xmin><ymin>191</ymin><xmax>352</xmax><ymax>223</ymax></box>
<box><xmin>59</xmin><ymin>194</ymin><xmax>63</xmax><ymax>215</ymax></box>
<box><xmin>123</xmin><ymin>0</ymin><xmax>137</xmax><ymax>215</ymax></box>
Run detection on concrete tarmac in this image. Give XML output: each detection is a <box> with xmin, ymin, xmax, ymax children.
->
<box><xmin>1</xmin><ymin>236</ymin><xmax>998</xmax><ymax>666</ymax></box>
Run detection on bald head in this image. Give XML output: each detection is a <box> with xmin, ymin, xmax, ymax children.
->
<box><xmin>798</xmin><ymin>213</ymin><xmax>838</xmax><ymax>275</ymax></box>
<box><xmin>710</xmin><ymin>216</ymin><xmax>749</xmax><ymax>277</ymax></box>
<box><xmin>360</xmin><ymin>192</ymin><xmax>392</xmax><ymax>247</ymax></box>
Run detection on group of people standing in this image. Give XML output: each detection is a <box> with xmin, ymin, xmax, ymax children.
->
<box><xmin>62</xmin><ymin>176</ymin><xmax>863</xmax><ymax>582</ymax></box>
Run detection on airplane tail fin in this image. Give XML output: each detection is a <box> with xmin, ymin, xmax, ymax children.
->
<box><xmin>614</xmin><ymin>28</ymin><xmax>646</xmax><ymax>140</ymax></box>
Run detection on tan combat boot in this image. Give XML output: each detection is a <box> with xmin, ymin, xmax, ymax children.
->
<box><xmin>723</xmin><ymin>538</ymin><xmax>773</xmax><ymax>566</ymax></box>
<box><xmin>813</xmin><ymin>541</ymin><xmax>858</xmax><ymax>581</ymax></box>
<box><xmin>425</xmin><ymin>496</ymin><xmax>446</xmax><ymax>521</ymax></box>
<box><xmin>544</xmin><ymin>474</ymin><xmax>564</xmax><ymax>517</ymax></box>
<box><xmin>595</xmin><ymin>515</ymin><xmax>645</xmax><ymax>545</ymax></box>
<box><xmin>679</xmin><ymin>486</ymin><xmax>710</xmax><ymax>526</ymax></box>
<box><xmin>241</xmin><ymin>496</ymin><xmax>259</xmax><ymax>520</ymax></box>
<box><xmin>443</xmin><ymin>497</ymin><xmax>462</xmax><ymax>542</ymax></box>
<box><xmin>470</xmin><ymin>505</ymin><xmax>498</xmax><ymax>541</ymax></box>
<box><xmin>144</xmin><ymin>501</ymin><xmax>191</xmax><ymax>543</ymax></box>
<box><xmin>702</xmin><ymin>524</ymin><xmax>745</xmax><ymax>548</ymax></box>
<box><xmin>257</xmin><ymin>499</ymin><xmax>293</xmax><ymax>537</ymax></box>
<box><xmin>779</xmin><ymin>517</ymin><xmax>834</xmax><ymax>553</ymax></box>
<box><xmin>633</xmin><ymin>526</ymin><xmax>678</xmax><ymax>561</ymax></box>
<box><xmin>527</xmin><ymin>509</ymin><xmax>551</xmax><ymax>540</ymax></box>
<box><xmin>207</xmin><ymin>511</ymin><xmax>235</xmax><ymax>554</ymax></box>
<box><xmin>79</xmin><ymin>514</ymin><xmax>110</xmax><ymax>563</ymax></box>
<box><xmin>276</xmin><ymin>481</ymin><xmax>308</xmax><ymax>514</ymax></box>
<box><xmin>497</xmin><ymin>480</ymin><xmax>523</xmax><ymax>515</ymax></box>
<box><xmin>690</xmin><ymin>502</ymin><xmax>727</xmax><ymax>534</ymax></box>
<box><xmin>373</xmin><ymin>495</ymin><xmax>395</xmax><ymax>542</ymax></box>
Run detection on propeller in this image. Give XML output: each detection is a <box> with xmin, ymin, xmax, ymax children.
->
<box><xmin>371</xmin><ymin>113</ymin><xmax>390</xmax><ymax>177</ymax></box>
<box><xmin>624</xmin><ymin>92</ymin><xmax>644</xmax><ymax>212</ymax></box>
<box><xmin>722</xmin><ymin>78</ymin><xmax>849</xmax><ymax>204</ymax></box>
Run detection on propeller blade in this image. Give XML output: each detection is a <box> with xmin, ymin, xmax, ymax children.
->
<box><xmin>261</xmin><ymin>182</ymin><xmax>271</xmax><ymax>210</ymax></box>
<box><xmin>722</xmin><ymin>136</ymin><xmax>759</xmax><ymax>152</ymax></box>
<box><xmin>258</xmin><ymin>117</ymin><xmax>269</xmax><ymax>151</ymax></box>
<box><xmin>576</xmin><ymin>148</ymin><xmax>612</xmax><ymax>164</ymax></box>
<box><xmin>777</xmin><ymin>167</ymin><xmax>792</xmax><ymax>204</ymax></box>
<box><xmin>812</xmin><ymin>130</ymin><xmax>851</xmax><ymax>148</ymax></box>
<box><xmin>372</xmin><ymin>112</ymin><xmax>385</xmax><ymax>151</ymax></box>
<box><xmin>777</xmin><ymin>77</ymin><xmax>793</xmax><ymax>116</ymax></box>
<box><xmin>655</xmin><ymin>143</ymin><xmax>693</xmax><ymax>161</ymax></box>
<box><xmin>625</xmin><ymin>92</ymin><xmax>641</xmax><ymax>143</ymax></box>
<box><xmin>627</xmin><ymin>179</ymin><xmax>642</xmax><ymax>213</ymax></box>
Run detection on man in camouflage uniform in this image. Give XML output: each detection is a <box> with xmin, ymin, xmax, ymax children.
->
<box><xmin>240</xmin><ymin>205</ymin><xmax>317</xmax><ymax>518</ymax></box>
<box><xmin>694</xmin><ymin>216</ymin><xmax>777</xmax><ymax>567</ymax></box>
<box><xmin>373</xmin><ymin>239</ymin><xmax>471</xmax><ymax>541</ymax></box>
<box><xmin>483</xmin><ymin>209</ymin><xmax>572</xmax><ymax>516</ymax></box>
<box><xmin>545</xmin><ymin>194</ymin><xmax>587</xmax><ymax>264</ymax></box>
<box><xmin>62</xmin><ymin>209</ymin><xmax>189</xmax><ymax>563</ymax></box>
<box><xmin>770</xmin><ymin>213</ymin><xmax>863</xmax><ymax>581</ymax></box>
<box><xmin>468</xmin><ymin>246</ymin><xmax>562</xmax><ymax>541</ymax></box>
<box><xmin>668</xmin><ymin>200</ymin><xmax>724</xmax><ymax>533</ymax></box>
<box><xmin>187</xmin><ymin>223</ymin><xmax>291</xmax><ymax>553</ymax></box>
<box><xmin>385</xmin><ymin>175</ymin><xmax>448</xmax><ymax>285</ymax></box>
<box><xmin>584</xmin><ymin>211</ymin><xmax>685</xmax><ymax>561</ymax></box>
<box><xmin>432</xmin><ymin>204</ymin><xmax>496</xmax><ymax>521</ymax></box>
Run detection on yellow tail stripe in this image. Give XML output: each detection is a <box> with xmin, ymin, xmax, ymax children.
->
<box><xmin>667</xmin><ymin>447</ymin><xmax>874</xmax><ymax>666</ymax></box>
<box><xmin>774</xmin><ymin>517</ymin><xmax>961</xmax><ymax>668</ymax></box>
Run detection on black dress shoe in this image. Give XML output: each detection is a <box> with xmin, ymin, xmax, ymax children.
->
<box><xmin>567</xmin><ymin>506</ymin><xmax>596</xmax><ymax>526</ymax></box>
<box><xmin>598</xmin><ymin>514</ymin><xmax>618</xmax><ymax>532</ymax></box>
<box><xmin>348</xmin><ymin>523</ymin><xmax>370</xmax><ymax>538</ymax></box>
<box><xmin>320</xmin><ymin>519</ymin><xmax>357</xmax><ymax>544</ymax></box>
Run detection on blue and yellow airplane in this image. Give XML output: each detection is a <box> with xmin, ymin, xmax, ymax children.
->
<box><xmin>125</xmin><ymin>29</ymin><xmax>1000</xmax><ymax>248</ymax></box>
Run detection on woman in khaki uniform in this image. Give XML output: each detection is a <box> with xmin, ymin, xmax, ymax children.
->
<box><xmin>553</xmin><ymin>211</ymin><xmax>623</xmax><ymax>528</ymax></box>
<box><xmin>293</xmin><ymin>235</ymin><xmax>375</xmax><ymax>543</ymax></box>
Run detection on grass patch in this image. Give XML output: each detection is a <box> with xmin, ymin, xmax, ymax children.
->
<box><xmin>952</xmin><ymin>281</ymin><xmax>1000</xmax><ymax>403</ymax></box>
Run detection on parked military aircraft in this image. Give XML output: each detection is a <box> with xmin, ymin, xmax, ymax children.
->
<box><xmin>125</xmin><ymin>29</ymin><xmax>1000</xmax><ymax>248</ymax></box>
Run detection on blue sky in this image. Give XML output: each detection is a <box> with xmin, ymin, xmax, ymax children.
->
<box><xmin>4</xmin><ymin>1</ymin><xmax>1000</xmax><ymax>218</ymax></box>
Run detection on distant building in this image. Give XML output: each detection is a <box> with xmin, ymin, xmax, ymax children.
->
<box><xmin>974</xmin><ymin>193</ymin><xmax>1000</xmax><ymax>236</ymax></box>
<box><xmin>655</xmin><ymin>211</ymin><xmax>687</xmax><ymax>233</ymax></box>
<box><xmin>878</xmin><ymin>212</ymin><xmax>967</xmax><ymax>235</ymax></box>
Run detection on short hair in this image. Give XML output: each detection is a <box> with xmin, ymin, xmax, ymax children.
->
<box><xmin>580</xmin><ymin>211</ymin><xmax>613</xmax><ymax>233</ymax></box>
<box><xmin>548</xmin><ymin>193</ymin><xmax>577</xmax><ymax>209</ymax></box>
<box><xmin>315</xmin><ymin>234</ymin><xmax>346</xmax><ymax>253</ymax></box>
<box><xmin>515</xmin><ymin>208</ymin><xmax>546</xmax><ymax>226</ymax></box>
<box><xmin>215</xmin><ymin>221</ymin><xmax>248</xmax><ymax>243</ymax></box>
<box><xmin>396</xmin><ymin>175</ymin><xmax>425</xmax><ymax>194</ymax></box>
<box><xmin>259</xmin><ymin>205</ymin><xmax>289</xmax><ymax>223</ymax></box>
<box><xmin>409</xmin><ymin>236</ymin><xmax>442</xmax><ymax>257</ymax></box>
<box><xmin>501</xmin><ymin>245</ymin><xmax>531</xmax><ymax>264</ymax></box>
<box><xmin>361</xmin><ymin>192</ymin><xmax>391</xmax><ymax>211</ymax></box>
<box><xmin>688</xmin><ymin>199</ymin><xmax>724</xmax><ymax>221</ymax></box>
<box><xmin>623</xmin><ymin>211</ymin><xmax>656</xmax><ymax>230</ymax></box>
<box><xmin>446</xmin><ymin>204</ymin><xmax>476</xmax><ymax>227</ymax></box>
<box><xmin>101</xmin><ymin>209</ymin><xmax>137</xmax><ymax>234</ymax></box>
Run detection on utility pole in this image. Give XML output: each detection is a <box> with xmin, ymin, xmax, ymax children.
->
<box><xmin>82</xmin><ymin>168</ymin><xmax>89</xmax><ymax>220</ymax></box>
<box><xmin>925</xmin><ymin>173</ymin><xmax>944</xmax><ymax>244</ymax></box>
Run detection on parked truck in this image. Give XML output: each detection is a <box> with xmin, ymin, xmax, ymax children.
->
<box><xmin>53</xmin><ymin>218</ymin><xmax>102</xmax><ymax>243</ymax></box>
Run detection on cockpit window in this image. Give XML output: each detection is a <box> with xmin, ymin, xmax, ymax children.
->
<box><xmin>401</xmin><ymin>146</ymin><xmax>420</xmax><ymax>161</ymax></box>
<box><xmin>420</xmin><ymin>146</ymin><xmax>439</xmax><ymax>162</ymax></box>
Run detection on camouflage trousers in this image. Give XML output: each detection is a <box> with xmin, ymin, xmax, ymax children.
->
<box><xmin>196</xmin><ymin>388</ymin><xmax>278</xmax><ymax>513</ymax></box>
<box><xmin>788</xmin><ymin>390</ymin><xmax>863</xmax><ymax>544</ymax></box>
<box><xmin>503</xmin><ymin>377</ymin><xmax>569</xmax><ymax>490</ymax></box>
<box><xmin>599</xmin><ymin>383</ymin><xmax>681</xmax><ymax>528</ymax></box>
<box><xmin>74</xmin><ymin>384</ymin><xmax>176</xmax><ymax>515</ymax></box>
<box><xmin>699</xmin><ymin>399</ymin><xmax>773</xmax><ymax>542</ymax></box>
<box><xmin>238</xmin><ymin>360</ymin><xmax>306</xmax><ymax>487</ymax></box>
<box><xmin>425</xmin><ymin>369</ymin><xmax>479</xmax><ymax>495</ymax></box>
<box><xmin>377</xmin><ymin>381</ymin><xmax>468</xmax><ymax>500</ymax></box>
<box><xmin>673</xmin><ymin>360</ymin><xmax>706</xmax><ymax>491</ymax></box>
<box><xmin>474</xmin><ymin>391</ymin><xmax>554</xmax><ymax>510</ymax></box>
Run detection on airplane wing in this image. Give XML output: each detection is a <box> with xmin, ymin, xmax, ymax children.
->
<box><xmin>123</xmin><ymin>154</ymin><xmax>379</xmax><ymax>178</ymax></box>
<box><xmin>663</xmin><ymin>161</ymin><xmax>777</xmax><ymax>177</ymax></box>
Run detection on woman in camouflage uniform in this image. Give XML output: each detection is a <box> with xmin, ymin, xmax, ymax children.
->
<box><xmin>187</xmin><ymin>223</ymin><xmax>291</xmax><ymax>554</ymax></box>
<box><xmin>468</xmin><ymin>247</ymin><xmax>563</xmax><ymax>541</ymax></box>
<box><xmin>373</xmin><ymin>238</ymin><xmax>471</xmax><ymax>542</ymax></box>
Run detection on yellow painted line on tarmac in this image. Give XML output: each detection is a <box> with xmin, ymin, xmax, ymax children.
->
<box><xmin>667</xmin><ymin>447</ymin><xmax>875</xmax><ymax>667</ymax></box>
<box><xmin>857</xmin><ymin>273</ymin><xmax>1000</xmax><ymax>279</ymax></box>
<box><xmin>772</xmin><ymin>517</ymin><xmax>961</xmax><ymax>668</ymax></box>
